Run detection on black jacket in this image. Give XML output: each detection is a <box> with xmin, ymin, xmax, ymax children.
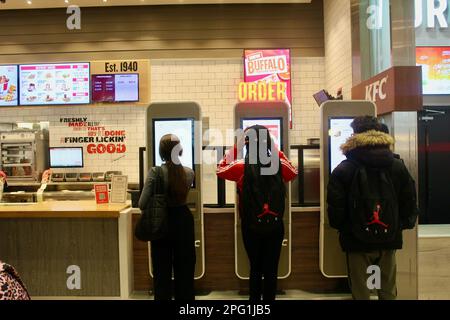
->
<box><xmin>327</xmin><ymin>130</ymin><xmax>419</xmax><ymax>252</ymax></box>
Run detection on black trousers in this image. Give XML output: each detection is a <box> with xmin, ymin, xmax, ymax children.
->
<box><xmin>241</xmin><ymin>223</ymin><xmax>284</xmax><ymax>301</ymax></box>
<box><xmin>150</xmin><ymin>205</ymin><xmax>196</xmax><ymax>300</ymax></box>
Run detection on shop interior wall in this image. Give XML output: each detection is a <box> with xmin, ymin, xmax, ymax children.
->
<box><xmin>0</xmin><ymin>2</ymin><xmax>325</xmax><ymax>184</ymax></box>
<box><xmin>323</xmin><ymin>0</ymin><xmax>353</xmax><ymax>99</ymax></box>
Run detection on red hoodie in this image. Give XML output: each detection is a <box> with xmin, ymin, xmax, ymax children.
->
<box><xmin>216</xmin><ymin>145</ymin><xmax>298</xmax><ymax>214</ymax></box>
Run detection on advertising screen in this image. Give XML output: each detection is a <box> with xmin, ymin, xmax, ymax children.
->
<box><xmin>92</xmin><ymin>74</ymin><xmax>139</xmax><ymax>102</ymax></box>
<box><xmin>19</xmin><ymin>63</ymin><xmax>90</xmax><ymax>105</ymax></box>
<box><xmin>416</xmin><ymin>47</ymin><xmax>450</xmax><ymax>95</ymax></box>
<box><xmin>152</xmin><ymin>119</ymin><xmax>194</xmax><ymax>171</ymax></box>
<box><xmin>49</xmin><ymin>147</ymin><xmax>84</xmax><ymax>168</ymax></box>
<box><xmin>328</xmin><ymin>118</ymin><xmax>354</xmax><ymax>174</ymax></box>
<box><xmin>244</xmin><ymin>49</ymin><xmax>292</xmax><ymax>128</ymax></box>
<box><xmin>0</xmin><ymin>65</ymin><xmax>18</xmax><ymax>106</ymax></box>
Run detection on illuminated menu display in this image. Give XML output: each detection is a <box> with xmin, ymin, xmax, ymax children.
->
<box><xmin>19</xmin><ymin>63</ymin><xmax>90</xmax><ymax>105</ymax></box>
<box><xmin>92</xmin><ymin>75</ymin><xmax>115</xmax><ymax>102</ymax></box>
<box><xmin>416</xmin><ymin>47</ymin><xmax>450</xmax><ymax>95</ymax></box>
<box><xmin>0</xmin><ymin>65</ymin><xmax>18</xmax><ymax>106</ymax></box>
<box><xmin>92</xmin><ymin>74</ymin><xmax>139</xmax><ymax>102</ymax></box>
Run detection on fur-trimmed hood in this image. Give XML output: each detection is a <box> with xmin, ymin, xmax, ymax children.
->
<box><xmin>340</xmin><ymin>130</ymin><xmax>394</xmax><ymax>154</ymax></box>
<box><xmin>340</xmin><ymin>130</ymin><xmax>395</xmax><ymax>168</ymax></box>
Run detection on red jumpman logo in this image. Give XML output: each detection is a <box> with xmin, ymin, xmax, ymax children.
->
<box><xmin>257</xmin><ymin>203</ymin><xmax>279</xmax><ymax>219</ymax></box>
<box><xmin>367</xmin><ymin>204</ymin><xmax>389</xmax><ymax>228</ymax></box>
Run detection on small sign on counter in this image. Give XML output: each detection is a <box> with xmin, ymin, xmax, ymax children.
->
<box><xmin>110</xmin><ymin>175</ymin><xmax>128</xmax><ymax>203</ymax></box>
<box><xmin>94</xmin><ymin>184</ymin><xmax>109</xmax><ymax>204</ymax></box>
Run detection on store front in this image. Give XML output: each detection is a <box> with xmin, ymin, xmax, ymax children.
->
<box><xmin>0</xmin><ymin>0</ymin><xmax>348</xmax><ymax>299</ymax></box>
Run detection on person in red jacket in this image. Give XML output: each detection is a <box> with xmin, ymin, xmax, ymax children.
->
<box><xmin>0</xmin><ymin>171</ymin><xmax>7</xmax><ymax>196</ymax></box>
<box><xmin>217</xmin><ymin>125</ymin><xmax>297</xmax><ymax>300</ymax></box>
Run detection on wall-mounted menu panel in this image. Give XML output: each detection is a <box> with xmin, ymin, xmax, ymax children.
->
<box><xmin>19</xmin><ymin>63</ymin><xmax>90</xmax><ymax>106</ymax></box>
<box><xmin>0</xmin><ymin>65</ymin><xmax>18</xmax><ymax>107</ymax></box>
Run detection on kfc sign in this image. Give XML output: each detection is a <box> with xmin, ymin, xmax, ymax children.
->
<box><xmin>365</xmin><ymin>76</ymin><xmax>388</xmax><ymax>102</ymax></box>
<box><xmin>352</xmin><ymin>66</ymin><xmax>423</xmax><ymax>115</ymax></box>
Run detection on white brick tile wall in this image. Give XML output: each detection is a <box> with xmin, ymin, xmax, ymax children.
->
<box><xmin>0</xmin><ymin>56</ymin><xmax>326</xmax><ymax>184</ymax></box>
<box><xmin>151</xmin><ymin>57</ymin><xmax>325</xmax><ymax>147</ymax></box>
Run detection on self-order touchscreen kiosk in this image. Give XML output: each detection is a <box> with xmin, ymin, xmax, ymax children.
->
<box><xmin>146</xmin><ymin>102</ymin><xmax>204</xmax><ymax>279</ymax></box>
<box><xmin>320</xmin><ymin>100</ymin><xmax>376</xmax><ymax>277</ymax></box>
<box><xmin>234</xmin><ymin>102</ymin><xmax>291</xmax><ymax>279</ymax></box>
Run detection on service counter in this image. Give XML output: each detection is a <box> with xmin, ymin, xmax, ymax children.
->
<box><xmin>131</xmin><ymin>206</ymin><xmax>349</xmax><ymax>295</ymax></box>
<box><xmin>1</xmin><ymin>201</ymin><xmax>349</xmax><ymax>298</ymax></box>
<box><xmin>0</xmin><ymin>200</ymin><xmax>134</xmax><ymax>299</ymax></box>
<box><xmin>418</xmin><ymin>225</ymin><xmax>450</xmax><ymax>299</ymax></box>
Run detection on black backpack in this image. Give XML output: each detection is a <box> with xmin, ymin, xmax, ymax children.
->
<box><xmin>242</xmin><ymin>164</ymin><xmax>286</xmax><ymax>235</ymax></box>
<box><xmin>348</xmin><ymin>160</ymin><xmax>399</xmax><ymax>244</ymax></box>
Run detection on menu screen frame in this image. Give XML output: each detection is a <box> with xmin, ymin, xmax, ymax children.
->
<box><xmin>416</xmin><ymin>46</ymin><xmax>450</xmax><ymax>96</ymax></box>
<box><xmin>19</xmin><ymin>62</ymin><xmax>91</xmax><ymax>106</ymax></box>
<box><xmin>92</xmin><ymin>73</ymin><xmax>140</xmax><ymax>103</ymax></box>
<box><xmin>0</xmin><ymin>64</ymin><xmax>19</xmax><ymax>107</ymax></box>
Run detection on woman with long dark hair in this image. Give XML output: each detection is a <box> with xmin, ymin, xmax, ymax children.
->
<box><xmin>139</xmin><ymin>134</ymin><xmax>196</xmax><ymax>300</ymax></box>
<box><xmin>217</xmin><ymin>125</ymin><xmax>297</xmax><ymax>300</ymax></box>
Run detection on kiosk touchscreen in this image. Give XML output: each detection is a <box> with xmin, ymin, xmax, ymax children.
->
<box><xmin>235</xmin><ymin>102</ymin><xmax>291</xmax><ymax>279</ymax></box>
<box><xmin>152</xmin><ymin>118</ymin><xmax>195</xmax><ymax>170</ymax></box>
<box><xmin>320</xmin><ymin>101</ymin><xmax>376</xmax><ymax>278</ymax></box>
<box><xmin>146</xmin><ymin>102</ymin><xmax>204</xmax><ymax>279</ymax></box>
<box><xmin>242</xmin><ymin>118</ymin><xmax>282</xmax><ymax>149</ymax></box>
<box><xmin>328</xmin><ymin>118</ymin><xmax>354</xmax><ymax>173</ymax></box>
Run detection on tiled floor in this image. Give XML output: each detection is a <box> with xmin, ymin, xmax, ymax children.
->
<box><xmin>130</xmin><ymin>290</ymin><xmax>352</xmax><ymax>300</ymax></box>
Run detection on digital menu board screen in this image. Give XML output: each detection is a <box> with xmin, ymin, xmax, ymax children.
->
<box><xmin>416</xmin><ymin>47</ymin><xmax>450</xmax><ymax>95</ymax></box>
<box><xmin>19</xmin><ymin>63</ymin><xmax>90</xmax><ymax>105</ymax></box>
<box><xmin>0</xmin><ymin>65</ymin><xmax>18</xmax><ymax>106</ymax></box>
<box><xmin>92</xmin><ymin>74</ymin><xmax>139</xmax><ymax>103</ymax></box>
<box><xmin>328</xmin><ymin>117</ymin><xmax>354</xmax><ymax>174</ymax></box>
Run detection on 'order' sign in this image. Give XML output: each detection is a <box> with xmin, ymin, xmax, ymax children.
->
<box><xmin>238</xmin><ymin>82</ymin><xmax>287</xmax><ymax>102</ymax></box>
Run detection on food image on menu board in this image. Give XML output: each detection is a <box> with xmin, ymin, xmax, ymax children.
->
<box><xmin>0</xmin><ymin>65</ymin><xmax>18</xmax><ymax>106</ymax></box>
<box><xmin>19</xmin><ymin>63</ymin><xmax>90</xmax><ymax>105</ymax></box>
<box><xmin>416</xmin><ymin>47</ymin><xmax>450</xmax><ymax>95</ymax></box>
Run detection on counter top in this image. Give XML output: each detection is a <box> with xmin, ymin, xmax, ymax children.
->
<box><xmin>418</xmin><ymin>224</ymin><xmax>450</xmax><ymax>238</ymax></box>
<box><xmin>0</xmin><ymin>200</ymin><xmax>131</xmax><ymax>218</ymax></box>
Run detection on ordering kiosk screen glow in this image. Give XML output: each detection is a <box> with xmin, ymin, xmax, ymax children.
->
<box><xmin>329</xmin><ymin>118</ymin><xmax>354</xmax><ymax>173</ymax></box>
<box><xmin>50</xmin><ymin>147</ymin><xmax>83</xmax><ymax>168</ymax></box>
<box><xmin>152</xmin><ymin>119</ymin><xmax>194</xmax><ymax>171</ymax></box>
<box><xmin>241</xmin><ymin>118</ymin><xmax>282</xmax><ymax>152</ymax></box>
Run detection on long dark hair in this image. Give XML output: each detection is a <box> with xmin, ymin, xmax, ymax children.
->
<box><xmin>243</xmin><ymin>125</ymin><xmax>285</xmax><ymax>213</ymax></box>
<box><xmin>159</xmin><ymin>134</ymin><xmax>188</xmax><ymax>204</ymax></box>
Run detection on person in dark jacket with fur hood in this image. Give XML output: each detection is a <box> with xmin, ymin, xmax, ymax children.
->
<box><xmin>327</xmin><ymin>116</ymin><xmax>418</xmax><ymax>300</ymax></box>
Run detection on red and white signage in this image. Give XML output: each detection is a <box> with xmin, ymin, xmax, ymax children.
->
<box><xmin>244</xmin><ymin>49</ymin><xmax>292</xmax><ymax>128</ymax></box>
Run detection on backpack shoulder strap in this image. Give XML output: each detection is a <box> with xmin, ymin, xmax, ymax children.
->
<box><xmin>153</xmin><ymin>166</ymin><xmax>168</xmax><ymax>195</ymax></box>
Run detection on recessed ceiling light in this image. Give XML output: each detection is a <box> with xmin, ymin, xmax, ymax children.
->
<box><xmin>65</xmin><ymin>0</ymin><xmax>69</xmax><ymax>4</ymax></box>
<box><xmin>103</xmin><ymin>0</ymin><xmax>108</xmax><ymax>2</ymax></box>
<box><xmin>27</xmin><ymin>0</ymin><xmax>32</xmax><ymax>5</ymax></box>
